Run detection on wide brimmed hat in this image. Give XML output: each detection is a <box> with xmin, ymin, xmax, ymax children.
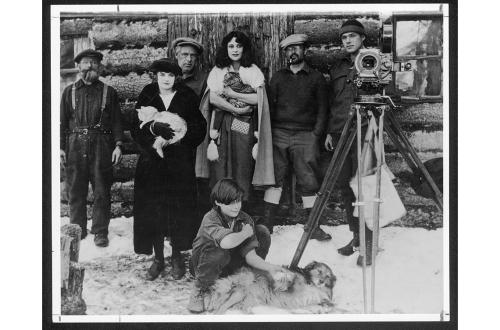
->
<box><xmin>149</xmin><ymin>59</ymin><xmax>182</xmax><ymax>76</ymax></box>
<box><xmin>74</xmin><ymin>49</ymin><xmax>103</xmax><ymax>63</ymax></box>
<box><xmin>172</xmin><ymin>37</ymin><xmax>204</xmax><ymax>54</ymax></box>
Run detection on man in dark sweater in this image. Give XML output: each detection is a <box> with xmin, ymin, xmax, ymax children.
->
<box><xmin>261</xmin><ymin>34</ymin><xmax>331</xmax><ymax>241</ymax></box>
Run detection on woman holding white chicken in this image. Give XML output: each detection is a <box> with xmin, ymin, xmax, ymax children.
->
<box><xmin>131</xmin><ymin>59</ymin><xmax>206</xmax><ymax>280</ymax></box>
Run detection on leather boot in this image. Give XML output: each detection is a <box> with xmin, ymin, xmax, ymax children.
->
<box><xmin>304</xmin><ymin>208</ymin><xmax>332</xmax><ymax>241</ymax></box>
<box><xmin>356</xmin><ymin>228</ymin><xmax>373</xmax><ymax>266</ymax></box>
<box><xmin>171</xmin><ymin>249</ymin><xmax>186</xmax><ymax>280</ymax></box>
<box><xmin>187</xmin><ymin>283</ymin><xmax>206</xmax><ymax>313</ymax></box>
<box><xmin>337</xmin><ymin>232</ymin><xmax>360</xmax><ymax>256</ymax></box>
<box><xmin>146</xmin><ymin>258</ymin><xmax>165</xmax><ymax>281</ymax></box>
<box><xmin>261</xmin><ymin>201</ymin><xmax>278</xmax><ymax>234</ymax></box>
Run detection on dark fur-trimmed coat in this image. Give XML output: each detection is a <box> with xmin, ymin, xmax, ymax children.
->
<box><xmin>132</xmin><ymin>83</ymin><xmax>206</xmax><ymax>253</ymax></box>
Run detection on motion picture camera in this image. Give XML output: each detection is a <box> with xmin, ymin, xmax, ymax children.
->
<box><xmin>353</xmin><ymin>49</ymin><xmax>393</xmax><ymax>90</ymax></box>
<box><xmin>352</xmin><ymin>49</ymin><xmax>399</xmax><ymax>107</ymax></box>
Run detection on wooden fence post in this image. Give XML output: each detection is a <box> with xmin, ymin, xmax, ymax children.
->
<box><xmin>60</xmin><ymin>224</ymin><xmax>86</xmax><ymax>315</ymax></box>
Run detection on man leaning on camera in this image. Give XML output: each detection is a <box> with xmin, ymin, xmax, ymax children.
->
<box><xmin>325</xmin><ymin>19</ymin><xmax>374</xmax><ymax>266</ymax></box>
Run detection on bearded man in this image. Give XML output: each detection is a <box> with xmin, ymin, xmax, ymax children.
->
<box><xmin>60</xmin><ymin>49</ymin><xmax>124</xmax><ymax>247</ymax></box>
<box><xmin>261</xmin><ymin>34</ymin><xmax>331</xmax><ymax>241</ymax></box>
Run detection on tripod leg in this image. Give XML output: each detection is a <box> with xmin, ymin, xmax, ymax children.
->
<box><xmin>370</xmin><ymin>107</ymin><xmax>386</xmax><ymax>313</ymax></box>
<box><xmin>355</xmin><ymin>105</ymin><xmax>368</xmax><ymax>314</ymax></box>
<box><xmin>386</xmin><ymin>112</ymin><xmax>443</xmax><ymax>211</ymax></box>
<box><xmin>290</xmin><ymin>126</ymin><xmax>357</xmax><ymax>268</ymax></box>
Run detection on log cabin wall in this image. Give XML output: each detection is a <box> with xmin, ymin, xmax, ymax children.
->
<box><xmin>59</xmin><ymin>12</ymin><xmax>443</xmax><ymax>218</ymax></box>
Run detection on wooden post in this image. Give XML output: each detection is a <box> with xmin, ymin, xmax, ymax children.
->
<box><xmin>60</xmin><ymin>235</ymin><xmax>71</xmax><ymax>290</ymax></box>
<box><xmin>60</xmin><ymin>224</ymin><xmax>86</xmax><ymax>315</ymax></box>
<box><xmin>61</xmin><ymin>224</ymin><xmax>81</xmax><ymax>262</ymax></box>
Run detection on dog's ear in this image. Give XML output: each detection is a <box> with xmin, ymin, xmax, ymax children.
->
<box><xmin>303</xmin><ymin>261</ymin><xmax>318</xmax><ymax>273</ymax></box>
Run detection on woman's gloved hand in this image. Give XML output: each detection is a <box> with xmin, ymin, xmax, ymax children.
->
<box><xmin>151</xmin><ymin>121</ymin><xmax>175</xmax><ymax>140</ymax></box>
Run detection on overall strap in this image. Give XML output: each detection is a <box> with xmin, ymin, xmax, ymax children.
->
<box><xmin>71</xmin><ymin>82</ymin><xmax>77</xmax><ymax>110</ymax></box>
<box><xmin>101</xmin><ymin>83</ymin><xmax>108</xmax><ymax>111</ymax></box>
<box><xmin>95</xmin><ymin>83</ymin><xmax>108</xmax><ymax>127</ymax></box>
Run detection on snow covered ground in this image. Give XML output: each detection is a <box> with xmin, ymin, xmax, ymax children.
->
<box><xmin>61</xmin><ymin>216</ymin><xmax>443</xmax><ymax>316</ymax></box>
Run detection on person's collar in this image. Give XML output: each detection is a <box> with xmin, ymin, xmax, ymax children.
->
<box><xmin>215</xmin><ymin>206</ymin><xmax>242</xmax><ymax>227</ymax></box>
<box><xmin>286</xmin><ymin>61</ymin><xmax>311</xmax><ymax>74</ymax></box>
<box><xmin>183</xmin><ymin>67</ymin><xmax>199</xmax><ymax>81</ymax></box>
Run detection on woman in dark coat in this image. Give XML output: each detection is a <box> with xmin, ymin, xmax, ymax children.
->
<box><xmin>132</xmin><ymin>59</ymin><xmax>206</xmax><ymax>280</ymax></box>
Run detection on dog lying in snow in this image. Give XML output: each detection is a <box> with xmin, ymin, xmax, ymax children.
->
<box><xmin>203</xmin><ymin>261</ymin><xmax>336</xmax><ymax>314</ymax></box>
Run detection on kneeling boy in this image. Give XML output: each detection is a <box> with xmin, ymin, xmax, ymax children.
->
<box><xmin>187</xmin><ymin>178</ymin><xmax>283</xmax><ymax>313</ymax></box>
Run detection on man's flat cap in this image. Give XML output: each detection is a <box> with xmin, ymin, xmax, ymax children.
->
<box><xmin>171</xmin><ymin>37</ymin><xmax>204</xmax><ymax>54</ymax></box>
<box><xmin>74</xmin><ymin>49</ymin><xmax>103</xmax><ymax>63</ymax></box>
<box><xmin>279</xmin><ymin>34</ymin><xmax>309</xmax><ymax>49</ymax></box>
<box><xmin>149</xmin><ymin>58</ymin><xmax>182</xmax><ymax>76</ymax></box>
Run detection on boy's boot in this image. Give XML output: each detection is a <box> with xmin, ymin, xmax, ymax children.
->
<box><xmin>187</xmin><ymin>282</ymin><xmax>206</xmax><ymax>313</ymax></box>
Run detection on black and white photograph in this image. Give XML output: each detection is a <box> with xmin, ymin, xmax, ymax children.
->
<box><xmin>45</xmin><ymin>1</ymin><xmax>454</xmax><ymax>325</ymax></box>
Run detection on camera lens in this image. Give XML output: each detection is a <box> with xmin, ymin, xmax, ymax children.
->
<box><xmin>362</xmin><ymin>55</ymin><xmax>377</xmax><ymax>69</ymax></box>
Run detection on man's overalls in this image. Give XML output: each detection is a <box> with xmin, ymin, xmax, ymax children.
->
<box><xmin>64</xmin><ymin>80</ymin><xmax>115</xmax><ymax>236</ymax></box>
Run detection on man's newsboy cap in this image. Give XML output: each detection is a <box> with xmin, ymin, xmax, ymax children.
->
<box><xmin>171</xmin><ymin>37</ymin><xmax>204</xmax><ymax>54</ymax></box>
<box><xmin>279</xmin><ymin>34</ymin><xmax>309</xmax><ymax>49</ymax></box>
<box><xmin>74</xmin><ymin>49</ymin><xmax>103</xmax><ymax>63</ymax></box>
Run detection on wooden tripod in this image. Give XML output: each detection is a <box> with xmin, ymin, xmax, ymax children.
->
<box><xmin>289</xmin><ymin>101</ymin><xmax>443</xmax><ymax>313</ymax></box>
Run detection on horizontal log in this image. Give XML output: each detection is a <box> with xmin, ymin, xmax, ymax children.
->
<box><xmin>61</xmin><ymin>12</ymin><xmax>170</xmax><ymax>22</ymax></box>
<box><xmin>294</xmin><ymin>17</ymin><xmax>381</xmax><ymax>47</ymax></box>
<box><xmin>394</xmin><ymin>102</ymin><xmax>443</xmax><ymax>130</ymax></box>
<box><xmin>60</xmin><ymin>181</ymin><xmax>135</xmax><ymax>203</ymax></box>
<box><xmin>305</xmin><ymin>47</ymin><xmax>343</xmax><ymax>73</ymax></box>
<box><xmin>101</xmin><ymin>72</ymin><xmax>152</xmax><ymax>101</ymax></box>
<box><xmin>385</xmin><ymin>151</ymin><xmax>443</xmax><ymax>176</ymax></box>
<box><xmin>60</xmin><ymin>18</ymin><xmax>93</xmax><ymax>37</ymax></box>
<box><xmin>113</xmin><ymin>154</ymin><xmax>139</xmax><ymax>181</ymax></box>
<box><xmin>90</xmin><ymin>19</ymin><xmax>170</xmax><ymax>49</ymax></box>
<box><xmin>60</xmin><ymin>201</ymin><xmax>134</xmax><ymax>220</ymax></box>
<box><xmin>384</xmin><ymin>130</ymin><xmax>443</xmax><ymax>153</ymax></box>
<box><xmin>101</xmin><ymin>46</ymin><xmax>169</xmax><ymax>76</ymax></box>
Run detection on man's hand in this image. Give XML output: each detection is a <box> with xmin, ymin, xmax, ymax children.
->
<box><xmin>241</xmin><ymin>223</ymin><xmax>254</xmax><ymax>239</ymax></box>
<box><xmin>112</xmin><ymin>146</ymin><xmax>122</xmax><ymax>165</ymax></box>
<box><xmin>324</xmin><ymin>133</ymin><xmax>334</xmax><ymax>151</ymax></box>
<box><xmin>60</xmin><ymin>150</ymin><xmax>66</xmax><ymax>167</ymax></box>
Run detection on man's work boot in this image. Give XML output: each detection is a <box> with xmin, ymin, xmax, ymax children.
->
<box><xmin>94</xmin><ymin>233</ymin><xmax>109</xmax><ymax>247</ymax></box>
<box><xmin>337</xmin><ymin>232</ymin><xmax>360</xmax><ymax>256</ymax></box>
<box><xmin>261</xmin><ymin>201</ymin><xmax>278</xmax><ymax>234</ymax></box>
<box><xmin>146</xmin><ymin>258</ymin><xmax>165</xmax><ymax>281</ymax></box>
<box><xmin>310</xmin><ymin>226</ymin><xmax>332</xmax><ymax>241</ymax></box>
<box><xmin>303</xmin><ymin>208</ymin><xmax>332</xmax><ymax>241</ymax></box>
<box><xmin>187</xmin><ymin>283</ymin><xmax>206</xmax><ymax>313</ymax></box>
<box><xmin>171</xmin><ymin>250</ymin><xmax>186</xmax><ymax>280</ymax></box>
<box><xmin>356</xmin><ymin>229</ymin><xmax>373</xmax><ymax>267</ymax></box>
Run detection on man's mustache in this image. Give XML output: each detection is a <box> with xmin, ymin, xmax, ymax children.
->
<box><xmin>81</xmin><ymin>69</ymin><xmax>100</xmax><ymax>81</ymax></box>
